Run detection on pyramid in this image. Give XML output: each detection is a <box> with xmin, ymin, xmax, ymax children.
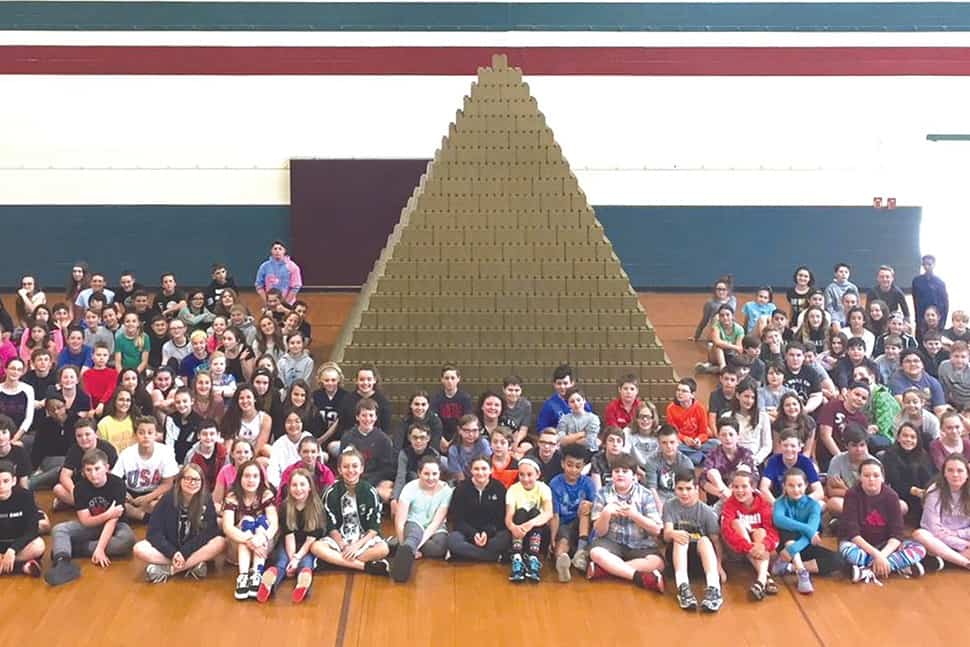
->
<box><xmin>331</xmin><ymin>54</ymin><xmax>678</xmax><ymax>412</ymax></box>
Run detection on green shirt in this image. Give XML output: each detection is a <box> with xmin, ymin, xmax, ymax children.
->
<box><xmin>114</xmin><ymin>331</ymin><xmax>150</xmax><ymax>369</ymax></box>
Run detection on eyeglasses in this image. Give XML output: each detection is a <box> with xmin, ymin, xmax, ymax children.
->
<box><xmin>637</xmin><ymin>414</ymin><xmax>654</xmax><ymax>420</ymax></box>
<box><xmin>181</xmin><ymin>476</ymin><xmax>202</xmax><ymax>483</ymax></box>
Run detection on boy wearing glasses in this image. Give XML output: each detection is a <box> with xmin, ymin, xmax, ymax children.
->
<box><xmin>526</xmin><ymin>429</ymin><xmax>563</xmax><ymax>482</ymax></box>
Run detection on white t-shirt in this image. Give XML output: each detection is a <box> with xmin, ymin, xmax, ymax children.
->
<box><xmin>268</xmin><ymin>431</ymin><xmax>312</xmax><ymax>487</ymax></box>
<box><xmin>111</xmin><ymin>442</ymin><xmax>179</xmax><ymax>494</ymax></box>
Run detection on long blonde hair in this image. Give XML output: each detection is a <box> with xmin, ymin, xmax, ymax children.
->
<box><xmin>284</xmin><ymin>468</ymin><xmax>324</xmax><ymax>533</ymax></box>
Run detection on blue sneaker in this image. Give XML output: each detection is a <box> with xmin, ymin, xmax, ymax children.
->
<box><xmin>525</xmin><ymin>555</ymin><xmax>542</xmax><ymax>582</ymax></box>
<box><xmin>509</xmin><ymin>556</ymin><xmax>526</xmax><ymax>583</ymax></box>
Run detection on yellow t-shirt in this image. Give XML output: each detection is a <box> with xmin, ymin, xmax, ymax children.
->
<box><xmin>505</xmin><ymin>480</ymin><xmax>552</xmax><ymax>513</ymax></box>
<box><xmin>97</xmin><ymin>416</ymin><xmax>135</xmax><ymax>452</ymax></box>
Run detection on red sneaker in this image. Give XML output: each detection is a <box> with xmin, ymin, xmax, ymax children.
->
<box><xmin>635</xmin><ymin>569</ymin><xmax>665</xmax><ymax>594</ymax></box>
<box><xmin>292</xmin><ymin>568</ymin><xmax>313</xmax><ymax>604</ymax></box>
<box><xmin>257</xmin><ymin>567</ymin><xmax>278</xmax><ymax>603</ymax></box>
<box><xmin>586</xmin><ymin>561</ymin><xmax>609</xmax><ymax>581</ymax></box>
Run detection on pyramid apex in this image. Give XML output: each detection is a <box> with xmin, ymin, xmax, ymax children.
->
<box><xmin>491</xmin><ymin>54</ymin><xmax>508</xmax><ymax>69</ymax></box>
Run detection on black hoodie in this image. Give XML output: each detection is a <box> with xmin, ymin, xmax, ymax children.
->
<box><xmin>449</xmin><ymin>477</ymin><xmax>507</xmax><ymax>540</ymax></box>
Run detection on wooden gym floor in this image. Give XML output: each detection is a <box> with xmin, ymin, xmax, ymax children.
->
<box><xmin>3</xmin><ymin>292</ymin><xmax>967</xmax><ymax>647</ymax></box>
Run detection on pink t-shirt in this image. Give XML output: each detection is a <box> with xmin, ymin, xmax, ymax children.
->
<box><xmin>216</xmin><ymin>464</ymin><xmax>238</xmax><ymax>492</ymax></box>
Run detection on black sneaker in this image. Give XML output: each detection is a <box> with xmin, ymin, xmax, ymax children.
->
<box><xmin>247</xmin><ymin>570</ymin><xmax>261</xmax><ymax>599</ymax></box>
<box><xmin>234</xmin><ymin>573</ymin><xmax>249</xmax><ymax>600</ymax></box>
<box><xmin>676</xmin><ymin>583</ymin><xmax>698</xmax><ymax>611</ymax></box>
<box><xmin>364</xmin><ymin>559</ymin><xmax>390</xmax><ymax>576</ymax></box>
<box><xmin>925</xmin><ymin>555</ymin><xmax>945</xmax><ymax>572</ymax></box>
<box><xmin>701</xmin><ymin>586</ymin><xmax>723</xmax><ymax>613</ymax></box>
<box><xmin>391</xmin><ymin>545</ymin><xmax>415</xmax><ymax>583</ymax></box>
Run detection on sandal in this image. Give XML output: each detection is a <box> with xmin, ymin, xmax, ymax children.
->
<box><xmin>749</xmin><ymin>580</ymin><xmax>766</xmax><ymax>601</ymax></box>
<box><xmin>764</xmin><ymin>576</ymin><xmax>779</xmax><ymax>595</ymax></box>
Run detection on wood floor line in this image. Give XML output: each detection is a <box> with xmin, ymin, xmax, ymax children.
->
<box><xmin>784</xmin><ymin>579</ymin><xmax>826</xmax><ymax>646</ymax></box>
<box><xmin>334</xmin><ymin>573</ymin><xmax>356</xmax><ymax>647</ymax></box>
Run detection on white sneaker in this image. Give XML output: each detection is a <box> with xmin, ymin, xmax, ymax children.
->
<box><xmin>556</xmin><ymin>554</ymin><xmax>572</xmax><ymax>583</ymax></box>
<box><xmin>145</xmin><ymin>563</ymin><xmax>172</xmax><ymax>584</ymax></box>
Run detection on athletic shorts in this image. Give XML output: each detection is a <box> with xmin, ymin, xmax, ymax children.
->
<box><xmin>319</xmin><ymin>535</ymin><xmax>385</xmax><ymax>559</ymax></box>
<box><xmin>590</xmin><ymin>537</ymin><xmax>659</xmax><ymax>561</ymax></box>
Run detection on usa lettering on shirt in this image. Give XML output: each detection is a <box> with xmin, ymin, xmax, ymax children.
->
<box><xmin>122</xmin><ymin>468</ymin><xmax>162</xmax><ymax>491</ymax></box>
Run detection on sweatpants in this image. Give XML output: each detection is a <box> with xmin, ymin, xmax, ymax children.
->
<box><xmin>838</xmin><ymin>539</ymin><xmax>926</xmax><ymax>572</ymax></box>
<box><xmin>446</xmin><ymin>530</ymin><xmax>511</xmax><ymax>562</ymax></box>
<box><xmin>28</xmin><ymin>456</ymin><xmax>65</xmax><ymax>491</ymax></box>
<box><xmin>778</xmin><ymin>530</ymin><xmax>842</xmax><ymax>575</ymax></box>
<box><xmin>402</xmin><ymin>520</ymin><xmax>448</xmax><ymax>558</ymax></box>
<box><xmin>51</xmin><ymin>520</ymin><xmax>136</xmax><ymax>559</ymax></box>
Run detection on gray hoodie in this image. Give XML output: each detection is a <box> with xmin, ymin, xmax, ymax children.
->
<box><xmin>278</xmin><ymin>351</ymin><xmax>314</xmax><ymax>388</ymax></box>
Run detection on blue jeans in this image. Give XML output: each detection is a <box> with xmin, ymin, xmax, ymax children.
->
<box><xmin>679</xmin><ymin>439</ymin><xmax>720</xmax><ymax>467</ymax></box>
<box><xmin>270</xmin><ymin>545</ymin><xmax>316</xmax><ymax>589</ymax></box>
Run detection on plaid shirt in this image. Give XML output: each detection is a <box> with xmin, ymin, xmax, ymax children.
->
<box><xmin>591</xmin><ymin>482</ymin><xmax>661</xmax><ymax>550</ymax></box>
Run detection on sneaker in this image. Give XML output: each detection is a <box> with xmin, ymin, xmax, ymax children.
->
<box><xmin>234</xmin><ymin>573</ymin><xmax>249</xmax><ymax>600</ymax></box>
<box><xmin>145</xmin><ymin>563</ymin><xmax>172</xmax><ymax>584</ymax></box>
<box><xmin>391</xmin><ymin>544</ymin><xmax>415</xmax><ymax>583</ymax></box>
<box><xmin>902</xmin><ymin>562</ymin><xmax>926</xmax><ymax>579</ymax></box>
<box><xmin>292</xmin><ymin>568</ymin><xmax>313</xmax><ymax>604</ymax></box>
<box><xmin>509</xmin><ymin>556</ymin><xmax>526</xmax><ymax>583</ymax></box>
<box><xmin>257</xmin><ymin>567</ymin><xmax>279</xmax><ymax>603</ymax></box>
<box><xmin>247</xmin><ymin>570</ymin><xmax>262</xmax><ymax>599</ymax></box>
<box><xmin>796</xmin><ymin>569</ymin><xmax>814</xmax><ymax>594</ymax></box>
<box><xmin>363</xmin><ymin>559</ymin><xmax>390</xmax><ymax>576</ymax></box>
<box><xmin>694</xmin><ymin>362</ymin><xmax>715</xmax><ymax>374</ymax></box>
<box><xmin>633</xmin><ymin>569</ymin><xmax>665</xmax><ymax>593</ymax></box>
<box><xmin>771</xmin><ymin>558</ymin><xmax>792</xmax><ymax>577</ymax></box>
<box><xmin>22</xmin><ymin>559</ymin><xmax>42</xmax><ymax>578</ymax></box>
<box><xmin>186</xmin><ymin>561</ymin><xmax>208</xmax><ymax>580</ymax></box>
<box><xmin>571</xmin><ymin>549</ymin><xmax>588</xmax><ymax>572</ymax></box>
<box><xmin>555</xmin><ymin>554</ymin><xmax>572</xmax><ymax>583</ymax></box>
<box><xmin>586</xmin><ymin>561</ymin><xmax>608</xmax><ymax>581</ymax></box>
<box><xmin>525</xmin><ymin>555</ymin><xmax>542</xmax><ymax>582</ymax></box>
<box><xmin>924</xmin><ymin>555</ymin><xmax>945</xmax><ymax>572</ymax></box>
<box><xmin>44</xmin><ymin>558</ymin><xmax>81</xmax><ymax>587</ymax></box>
<box><xmin>676</xmin><ymin>583</ymin><xmax>698</xmax><ymax>611</ymax></box>
<box><xmin>701</xmin><ymin>586</ymin><xmax>723</xmax><ymax>613</ymax></box>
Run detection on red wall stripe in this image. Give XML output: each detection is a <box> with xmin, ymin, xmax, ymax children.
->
<box><xmin>3</xmin><ymin>46</ymin><xmax>970</xmax><ymax>75</ymax></box>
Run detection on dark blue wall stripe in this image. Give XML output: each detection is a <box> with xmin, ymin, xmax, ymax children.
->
<box><xmin>597</xmin><ymin>205</ymin><xmax>921</xmax><ymax>289</ymax></box>
<box><xmin>2</xmin><ymin>2</ymin><xmax>970</xmax><ymax>32</ymax></box>
<box><xmin>0</xmin><ymin>205</ymin><xmax>289</xmax><ymax>289</ymax></box>
<box><xmin>0</xmin><ymin>204</ymin><xmax>920</xmax><ymax>290</ymax></box>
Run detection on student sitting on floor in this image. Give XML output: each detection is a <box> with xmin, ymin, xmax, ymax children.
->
<box><xmin>488</xmin><ymin>426</ymin><xmax>519</xmax><ymax>489</ymax></box>
<box><xmin>133</xmin><ymin>463</ymin><xmax>225</xmax><ymax>584</ymax></box>
<box><xmin>838</xmin><ymin>458</ymin><xmax>928</xmax><ymax>584</ymax></box>
<box><xmin>258</xmin><ymin>469</ymin><xmax>324</xmax><ymax>603</ymax></box>
<box><xmin>53</xmin><ymin>419</ymin><xmax>118</xmax><ymax>510</ymax></box>
<box><xmin>666</xmin><ymin>378</ymin><xmax>716</xmax><ymax>467</ymax></box>
<box><xmin>447</xmin><ymin>414</ymin><xmax>492</xmax><ymax>482</ymax></box>
<box><xmin>663</xmin><ymin>469</ymin><xmax>726</xmax><ymax>613</ymax></box>
<box><xmin>825</xmin><ymin>423</ymin><xmax>876</xmax><ymax>518</ymax></box>
<box><xmin>625</xmin><ymin>402</ymin><xmax>660</xmax><ymax>471</ymax></box>
<box><xmin>586</xmin><ymin>453</ymin><xmax>664</xmax><ymax>594</ymax></box>
<box><xmin>589</xmin><ymin>426</ymin><xmax>628</xmax><ymax>490</ymax></box>
<box><xmin>720</xmin><ymin>470</ymin><xmax>779</xmax><ymax>601</ymax></box>
<box><xmin>112</xmin><ymin>416</ymin><xmax>178</xmax><ymax>522</ymax></box>
<box><xmin>222</xmin><ymin>459</ymin><xmax>278</xmax><ymax>601</ymax></box>
<box><xmin>340</xmin><ymin>399</ymin><xmax>396</xmax><ymax>502</ymax></box>
<box><xmin>548</xmin><ymin>443</ymin><xmax>596</xmax><ymax>582</ymax></box>
<box><xmin>645</xmin><ymin>424</ymin><xmax>695</xmax><ymax>512</ymax></box>
<box><xmin>881</xmin><ymin>422</ymin><xmax>935</xmax><ymax>522</ymax></box>
<box><xmin>702</xmin><ymin>417</ymin><xmax>757</xmax><ymax>504</ymax></box>
<box><xmin>759</xmin><ymin>430</ymin><xmax>824</xmax><ymax>505</ymax></box>
<box><xmin>45</xmin><ymin>448</ymin><xmax>136</xmax><ymax>586</ymax></box>
<box><xmin>446</xmin><ymin>457</ymin><xmax>510</xmax><ymax>563</ymax></box>
<box><xmin>391</xmin><ymin>455</ymin><xmax>452</xmax><ymax>583</ymax></box>
<box><xmin>505</xmin><ymin>458</ymin><xmax>553</xmax><ymax>583</ymax></box>
<box><xmin>772</xmin><ymin>468</ymin><xmax>842</xmax><ymax>595</ymax></box>
<box><xmin>556</xmin><ymin>387</ymin><xmax>601</xmax><ymax>455</ymax></box>
<box><xmin>0</xmin><ymin>460</ymin><xmax>44</xmax><ymax>578</ymax></box>
<box><xmin>912</xmin><ymin>453</ymin><xmax>970</xmax><ymax>570</ymax></box>
<box><xmin>310</xmin><ymin>448</ymin><xmax>390</xmax><ymax>576</ymax></box>
<box><xmin>391</xmin><ymin>423</ymin><xmax>440</xmax><ymax>520</ymax></box>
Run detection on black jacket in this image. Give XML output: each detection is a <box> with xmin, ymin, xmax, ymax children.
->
<box><xmin>449</xmin><ymin>477</ymin><xmax>507</xmax><ymax>540</ymax></box>
<box><xmin>146</xmin><ymin>490</ymin><xmax>220</xmax><ymax>559</ymax></box>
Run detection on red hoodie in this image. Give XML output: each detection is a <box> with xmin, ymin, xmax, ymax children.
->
<box><xmin>605</xmin><ymin>397</ymin><xmax>642</xmax><ymax>430</ymax></box>
<box><xmin>665</xmin><ymin>400</ymin><xmax>709</xmax><ymax>444</ymax></box>
<box><xmin>720</xmin><ymin>492</ymin><xmax>779</xmax><ymax>554</ymax></box>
